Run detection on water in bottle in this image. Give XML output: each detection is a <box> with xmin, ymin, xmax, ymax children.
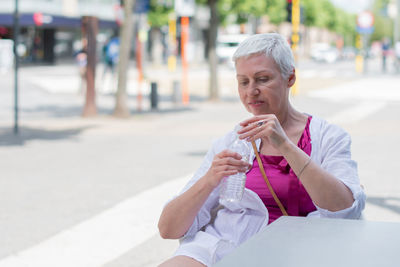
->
<box><xmin>219</xmin><ymin>130</ymin><xmax>252</xmax><ymax>204</ymax></box>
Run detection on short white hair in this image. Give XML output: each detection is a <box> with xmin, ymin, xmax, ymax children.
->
<box><xmin>232</xmin><ymin>33</ymin><xmax>295</xmax><ymax>79</ymax></box>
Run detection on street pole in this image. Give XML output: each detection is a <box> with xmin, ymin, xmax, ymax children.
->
<box><xmin>136</xmin><ymin>15</ymin><xmax>143</xmax><ymax>112</ymax></box>
<box><xmin>395</xmin><ymin>0</ymin><xmax>400</xmax><ymax>44</ymax></box>
<box><xmin>181</xmin><ymin>16</ymin><xmax>189</xmax><ymax>105</ymax></box>
<box><xmin>13</xmin><ymin>0</ymin><xmax>19</xmax><ymax>134</ymax></box>
<box><xmin>291</xmin><ymin>0</ymin><xmax>300</xmax><ymax>96</ymax></box>
<box><xmin>395</xmin><ymin>0</ymin><xmax>400</xmax><ymax>72</ymax></box>
<box><xmin>168</xmin><ymin>14</ymin><xmax>177</xmax><ymax>72</ymax></box>
<box><xmin>355</xmin><ymin>34</ymin><xmax>363</xmax><ymax>73</ymax></box>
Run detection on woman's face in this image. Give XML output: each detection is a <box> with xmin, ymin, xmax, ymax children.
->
<box><xmin>235</xmin><ymin>53</ymin><xmax>294</xmax><ymax>116</ymax></box>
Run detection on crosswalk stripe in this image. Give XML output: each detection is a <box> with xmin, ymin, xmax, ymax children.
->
<box><xmin>0</xmin><ymin>175</ymin><xmax>190</xmax><ymax>267</ymax></box>
<box><xmin>327</xmin><ymin>101</ymin><xmax>387</xmax><ymax>124</ymax></box>
<box><xmin>307</xmin><ymin>77</ymin><xmax>400</xmax><ymax>102</ymax></box>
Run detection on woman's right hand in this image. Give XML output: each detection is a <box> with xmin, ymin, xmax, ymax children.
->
<box><xmin>204</xmin><ymin>149</ymin><xmax>251</xmax><ymax>188</ymax></box>
<box><xmin>159</xmin><ymin>150</ymin><xmax>251</xmax><ymax>239</ymax></box>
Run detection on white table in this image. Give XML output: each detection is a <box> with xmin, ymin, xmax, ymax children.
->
<box><xmin>215</xmin><ymin>216</ymin><xmax>400</xmax><ymax>267</ymax></box>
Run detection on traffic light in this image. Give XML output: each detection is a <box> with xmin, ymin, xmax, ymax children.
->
<box><xmin>286</xmin><ymin>1</ymin><xmax>292</xmax><ymax>22</ymax></box>
<box><xmin>287</xmin><ymin>1</ymin><xmax>304</xmax><ymax>24</ymax></box>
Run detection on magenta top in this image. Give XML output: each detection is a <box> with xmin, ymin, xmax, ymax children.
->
<box><xmin>245</xmin><ymin>116</ymin><xmax>316</xmax><ymax>224</ymax></box>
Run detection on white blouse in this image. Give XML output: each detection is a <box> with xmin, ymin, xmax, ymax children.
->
<box><xmin>169</xmin><ymin>115</ymin><xmax>366</xmax><ymax>266</ymax></box>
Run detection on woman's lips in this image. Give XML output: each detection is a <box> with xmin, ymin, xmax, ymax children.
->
<box><xmin>249</xmin><ymin>101</ymin><xmax>264</xmax><ymax>107</ymax></box>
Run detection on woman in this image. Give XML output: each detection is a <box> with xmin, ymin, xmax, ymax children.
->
<box><xmin>158</xmin><ymin>33</ymin><xmax>365</xmax><ymax>267</ymax></box>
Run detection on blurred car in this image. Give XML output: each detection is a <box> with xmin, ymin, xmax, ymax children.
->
<box><xmin>0</xmin><ymin>39</ymin><xmax>13</xmax><ymax>73</ymax></box>
<box><xmin>310</xmin><ymin>43</ymin><xmax>339</xmax><ymax>63</ymax></box>
<box><xmin>216</xmin><ymin>34</ymin><xmax>249</xmax><ymax>66</ymax></box>
<box><xmin>340</xmin><ymin>46</ymin><xmax>357</xmax><ymax>60</ymax></box>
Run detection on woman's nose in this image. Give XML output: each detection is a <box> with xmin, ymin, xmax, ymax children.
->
<box><xmin>248</xmin><ymin>80</ymin><xmax>259</xmax><ymax>96</ymax></box>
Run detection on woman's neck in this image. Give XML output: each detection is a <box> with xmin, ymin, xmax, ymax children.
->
<box><xmin>277</xmin><ymin>104</ymin><xmax>305</xmax><ymax>131</ymax></box>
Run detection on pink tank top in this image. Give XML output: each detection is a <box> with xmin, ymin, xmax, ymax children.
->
<box><xmin>245</xmin><ymin>116</ymin><xmax>316</xmax><ymax>224</ymax></box>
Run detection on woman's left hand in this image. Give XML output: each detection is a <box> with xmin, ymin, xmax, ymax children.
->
<box><xmin>237</xmin><ymin>115</ymin><xmax>289</xmax><ymax>149</ymax></box>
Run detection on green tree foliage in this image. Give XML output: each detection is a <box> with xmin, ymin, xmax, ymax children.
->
<box><xmin>147</xmin><ymin>0</ymin><xmax>358</xmax><ymax>38</ymax></box>
<box><xmin>302</xmin><ymin>0</ymin><xmax>356</xmax><ymax>44</ymax></box>
<box><xmin>264</xmin><ymin>0</ymin><xmax>287</xmax><ymax>25</ymax></box>
<box><xmin>217</xmin><ymin>0</ymin><xmax>266</xmax><ymax>25</ymax></box>
<box><xmin>302</xmin><ymin>0</ymin><xmax>317</xmax><ymax>26</ymax></box>
<box><xmin>334</xmin><ymin>8</ymin><xmax>357</xmax><ymax>45</ymax></box>
<box><xmin>196</xmin><ymin>0</ymin><xmax>286</xmax><ymax>26</ymax></box>
<box><xmin>234</xmin><ymin>0</ymin><xmax>264</xmax><ymax>24</ymax></box>
<box><xmin>334</xmin><ymin>9</ymin><xmax>355</xmax><ymax>35</ymax></box>
<box><xmin>371</xmin><ymin>0</ymin><xmax>394</xmax><ymax>42</ymax></box>
<box><xmin>147</xmin><ymin>0</ymin><xmax>173</xmax><ymax>28</ymax></box>
<box><xmin>302</xmin><ymin>0</ymin><xmax>336</xmax><ymax>30</ymax></box>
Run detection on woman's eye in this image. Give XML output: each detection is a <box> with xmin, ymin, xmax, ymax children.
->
<box><xmin>257</xmin><ymin>77</ymin><xmax>269</xmax><ymax>83</ymax></box>
<box><xmin>239</xmin><ymin>80</ymin><xmax>248</xmax><ymax>86</ymax></box>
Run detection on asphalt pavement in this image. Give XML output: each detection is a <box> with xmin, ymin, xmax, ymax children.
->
<box><xmin>1</xmin><ymin>57</ymin><xmax>400</xmax><ymax>267</ymax></box>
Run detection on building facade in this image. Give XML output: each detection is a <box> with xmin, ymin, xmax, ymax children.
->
<box><xmin>0</xmin><ymin>0</ymin><xmax>119</xmax><ymax>63</ymax></box>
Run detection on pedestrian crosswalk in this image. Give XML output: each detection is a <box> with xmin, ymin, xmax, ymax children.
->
<box><xmin>308</xmin><ymin>77</ymin><xmax>400</xmax><ymax>102</ymax></box>
<box><xmin>297</xmin><ymin>69</ymin><xmax>356</xmax><ymax>79</ymax></box>
<box><xmin>0</xmin><ymin>175</ymin><xmax>189</xmax><ymax>267</ymax></box>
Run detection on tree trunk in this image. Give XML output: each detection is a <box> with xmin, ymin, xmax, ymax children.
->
<box><xmin>113</xmin><ymin>0</ymin><xmax>136</xmax><ymax>118</ymax></box>
<box><xmin>82</xmin><ymin>16</ymin><xmax>98</xmax><ymax>117</ymax></box>
<box><xmin>150</xmin><ymin>27</ymin><xmax>163</xmax><ymax>66</ymax></box>
<box><xmin>208</xmin><ymin>0</ymin><xmax>219</xmax><ymax>101</ymax></box>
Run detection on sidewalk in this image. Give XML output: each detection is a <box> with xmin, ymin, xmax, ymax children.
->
<box><xmin>1</xmin><ymin>58</ymin><xmax>378</xmax><ymax>124</ymax></box>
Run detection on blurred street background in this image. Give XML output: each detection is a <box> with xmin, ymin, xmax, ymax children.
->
<box><xmin>1</xmin><ymin>0</ymin><xmax>400</xmax><ymax>266</ymax></box>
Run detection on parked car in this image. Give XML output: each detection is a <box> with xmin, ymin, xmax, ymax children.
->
<box><xmin>310</xmin><ymin>43</ymin><xmax>339</xmax><ymax>63</ymax></box>
<box><xmin>216</xmin><ymin>34</ymin><xmax>249</xmax><ymax>66</ymax></box>
<box><xmin>340</xmin><ymin>46</ymin><xmax>357</xmax><ymax>60</ymax></box>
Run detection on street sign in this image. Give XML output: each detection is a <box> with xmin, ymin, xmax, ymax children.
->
<box><xmin>0</xmin><ymin>39</ymin><xmax>13</xmax><ymax>74</ymax></box>
<box><xmin>357</xmin><ymin>11</ymin><xmax>374</xmax><ymax>34</ymax></box>
<box><xmin>357</xmin><ymin>11</ymin><xmax>374</xmax><ymax>28</ymax></box>
<box><xmin>357</xmin><ymin>26</ymin><xmax>374</xmax><ymax>34</ymax></box>
<box><xmin>33</xmin><ymin>13</ymin><xmax>53</xmax><ymax>26</ymax></box>
<box><xmin>135</xmin><ymin>0</ymin><xmax>150</xmax><ymax>13</ymax></box>
<box><xmin>175</xmin><ymin>0</ymin><xmax>195</xmax><ymax>17</ymax></box>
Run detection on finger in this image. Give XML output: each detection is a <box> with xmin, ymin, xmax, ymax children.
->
<box><xmin>237</xmin><ymin>121</ymin><xmax>259</xmax><ymax>134</ymax></box>
<box><xmin>216</xmin><ymin>165</ymin><xmax>248</xmax><ymax>175</ymax></box>
<box><xmin>238</xmin><ymin>122</ymin><xmax>262</xmax><ymax>139</ymax></box>
<box><xmin>250</xmin><ymin>121</ymin><xmax>278</xmax><ymax>142</ymax></box>
<box><xmin>218</xmin><ymin>149</ymin><xmax>242</xmax><ymax>160</ymax></box>
<box><xmin>218</xmin><ymin>157</ymin><xmax>249</xmax><ymax>168</ymax></box>
<box><xmin>239</xmin><ymin>123</ymin><xmax>266</xmax><ymax>141</ymax></box>
<box><xmin>239</xmin><ymin>115</ymin><xmax>272</xmax><ymax>128</ymax></box>
<box><xmin>221</xmin><ymin>170</ymin><xmax>239</xmax><ymax>177</ymax></box>
<box><xmin>238</xmin><ymin>118</ymin><xmax>271</xmax><ymax>136</ymax></box>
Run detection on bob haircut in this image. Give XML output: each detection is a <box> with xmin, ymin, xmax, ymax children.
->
<box><xmin>232</xmin><ymin>33</ymin><xmax>295</xmax><ymax>79</ymax></box>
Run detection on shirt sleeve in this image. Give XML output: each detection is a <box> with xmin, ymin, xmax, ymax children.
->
<box><xmin>173</xmin><ymin>138</ymin><xmax>223</xmax><ymax>238</ymax></box>
<box><xmin>308</xmin><ymin>123</ymin><xmax>366</xmax><ymax>219</ymax></box>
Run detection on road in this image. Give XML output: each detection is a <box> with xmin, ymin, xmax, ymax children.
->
<box><xmin>0</xmin><ymin>57</ymin><xmax>399</xmax><ymax>266</ymax></box>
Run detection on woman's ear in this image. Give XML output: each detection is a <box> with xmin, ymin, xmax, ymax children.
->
<box><xmin>288</xmin><ymin>69</ymin><xmax>296</xmax><ymax>88</ymax></box>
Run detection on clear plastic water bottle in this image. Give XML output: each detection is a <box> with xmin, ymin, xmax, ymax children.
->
<box><xmin>219</xmin><ymin>129</ymin><xmax>252</xmax><ymax>204</ymax></box>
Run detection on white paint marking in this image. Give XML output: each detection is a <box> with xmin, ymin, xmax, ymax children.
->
<box><xmin>298</xmin><ymin>69</ymin><xmax>318</xmax><ymax>79</ymax></box>
<box><xmin>320</xmin><ymin>70</ymin><xmax>336</xmax><ymax>78</ymax></box>
<box><xmin>308</xmin><ymin>77</ymin><xmax>400</xmax><ymax>102</ymax></box>
<box><xmin>326</xmin><ymin>101</ymin><xmax>386</xmax><ymax>124</ymax></box>
<box><xmin>27</xmin><ymin>76</ymin><xmax>81</xmax><ymax>94</ymax></box>
<box><xmin>0</xmin><ymin>175</ymin><xmax>190</xmax><ymax>267</ymax></box>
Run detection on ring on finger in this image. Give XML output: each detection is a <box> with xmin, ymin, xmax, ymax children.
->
<box><xmin>257</xmin><ymin>121</ymin><xmax>265</xmax><ymax>127</ymax></box>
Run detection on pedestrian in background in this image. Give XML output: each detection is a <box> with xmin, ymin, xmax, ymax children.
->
<box><xmin>394</xmin><ymin>41</ymin><xmax>400</xmax><ymax>73</ymax></box>
<box><xmin>75</xmin><ymin>39</ymin><xmax>87</xmax><ymax>94</ymax></box>
<box><xmin>101</xmin><ymin>36</ymin><xmax>120</xmax><ymax>93</ymax></box>
<box><xmin>103</xmin><ymin>36</ymin><xmax>119</xmax><ymax>74</ymax></box>
<box><xmin>158</xmin><ymin>33</ymin><xmax>365</xmax><ymax>267</ymax></box>
<box><xmin>382</xmin><ymin>37</ymin><xmax>390</xmax><ymax>73</ymax></box>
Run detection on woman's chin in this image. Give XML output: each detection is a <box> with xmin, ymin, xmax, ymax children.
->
<box><xmin>249</xmin><ymin>108</ymin><xmax>267</xmax><ymax>116</ymax></box>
